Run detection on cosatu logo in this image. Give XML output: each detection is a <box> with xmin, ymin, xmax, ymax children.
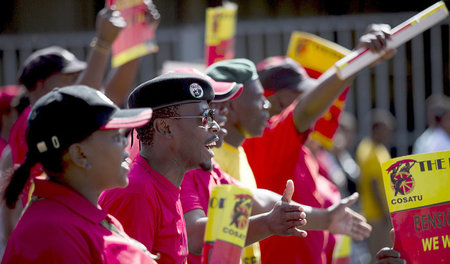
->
<box><xmin>386</xmin><ymin>159</ymin><xmax>417</xmax><ymax>196</ymax></box>
<box><xmin>230</xmin><ymin>194</ymin><xmax>252</xmax><ymax>229</ymax></box>
<box><xmin>202</xmin><ymin>185</ymin><xmax>253</xmax><ymax>264</ymax></box>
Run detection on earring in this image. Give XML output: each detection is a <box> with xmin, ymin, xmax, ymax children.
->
<box><xmin>85</xmin><ymin>162</ymin><xmax>91</xmax><ymax>170</ymax></box>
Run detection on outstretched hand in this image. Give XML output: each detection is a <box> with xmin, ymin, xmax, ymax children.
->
<box><xmin>327</xmin><ymin>192</ymin><xmax>372</xmax><ymax>241</ymax></box>
<box><xmin>266</xmin><ymin>180</ymin><xmax>308</xmax><ymax>238</ymax></box>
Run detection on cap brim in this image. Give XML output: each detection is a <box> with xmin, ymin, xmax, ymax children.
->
<box><xmin>212</xmin><ymin>82</ymin><xmax>243</xmax><ymax>103</ymax></box>
<box><xmin>101</xmin><ymin>108</ymin><xmax>152</xmax><ymax>130</ymax></box>
<box><xmin>61</xmin><ymin>60</ymin><xmax>87</xmax><ymax>74</ymax></box>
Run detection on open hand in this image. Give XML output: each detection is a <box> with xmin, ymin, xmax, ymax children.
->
<box><xmin>327</xmin><ymin>192</ymin><xmax>372</xmax><ymax>241</ymax></box>
<box><xmin>266</xmin><ymin>180</ymin><xmax>308</xmax><ymax>237</ymax></box>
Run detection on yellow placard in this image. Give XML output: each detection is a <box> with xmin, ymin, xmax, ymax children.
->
<box><xmin>215</xmin><ymin>185</ymin><xmax>253</xmax><ymax>247</ymax></box>
<box><xmin>205</xmin><ymin>3</ymin><xmax>238</xmax><ymax>46</ymax></box>
<box><xmin>204</xmin><ymin>185</ymin><xmax>227</xmax><ymax>243</ymax></box>
<box><xmin>287</xmin><ymin>31</ymin><xmax>350</xmax><ymax>74</ymax></box>
<box><xmin>381</xmin><ymin>151</ymin><xmax>450</xmax><ymax>213</ymax></box>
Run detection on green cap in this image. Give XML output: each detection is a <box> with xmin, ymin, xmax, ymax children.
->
<box><xmin>205</xmin><ymin>58</ymin><xmax>259</xmax><ymax>85</ymax></box>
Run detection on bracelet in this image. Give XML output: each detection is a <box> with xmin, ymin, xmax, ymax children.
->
<box><xmin>90</xmin><ymin>37</ymin><xmax>111</xmax><ymax>55</ymax></box>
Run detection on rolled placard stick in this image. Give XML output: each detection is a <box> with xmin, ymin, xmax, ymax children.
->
<box><xmin>201</xmin><ymin>186</ymin><xmax>227</xmax><ymax>264</ymax></box>
<box><xmin>335</xmin><ymin>1</ymin><xmax>448</xmax><ymax>80</ymax></box>
<box><xmin>202</xmin><ymin>185</ymin><xmax>253</xmax><ymax>264</ymax></box>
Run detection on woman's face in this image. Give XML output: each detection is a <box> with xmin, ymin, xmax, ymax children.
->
<box><xmin>81</xmin><ymin>129</ymin><xmax>130</xmax><ymax>191</ymax></box>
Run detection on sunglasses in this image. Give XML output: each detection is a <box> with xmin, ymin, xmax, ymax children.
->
<box><xmin>167</xmin><ymin>109</ymin><xmax>216</xmax><ymax>128</ymax></box>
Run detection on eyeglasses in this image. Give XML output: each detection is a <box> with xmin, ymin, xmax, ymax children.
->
<box><xmin>167</xmin><ymin>109</ymin><xmax>216</xmax><ymax>128</ymax></box>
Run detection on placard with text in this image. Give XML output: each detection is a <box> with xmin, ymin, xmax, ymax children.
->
<box><xmin>381</xmin><ymin>150</ymin><xmax>450</xmax><ymax>263</ymax></box>
<box><xmin>204</xmin><ymin>2</ymin><xmax>237</xmax><ymax>66</ymax></box>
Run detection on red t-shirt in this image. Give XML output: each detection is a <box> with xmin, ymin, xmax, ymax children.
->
<box><xmin>180</xmin><ymin>160</ymin><xmax>239</xmax><ymax>264</ymax></box>
<box><xmin>243</xmin><ymin>103</ymin><xmax>341</xmax><ymax>264</ymax></box>
<box><xmin>99</xmin><ymin>155</ymin><xmax>189</xmax><ymax>264</ymax></box>
<box><xmin>3</xmin><ymin>179</ymin><xmax>157</xmax><ymax>263</ymax></box>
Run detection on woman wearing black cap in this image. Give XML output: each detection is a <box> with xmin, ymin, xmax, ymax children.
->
<box><xmin>1</xmin><ymin>85</ymin><xmax>157</xmax><ymax>263</ymax></box>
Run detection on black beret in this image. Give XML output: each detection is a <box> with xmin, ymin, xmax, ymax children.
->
<box><xmin>128</xmin><ymin>72</ymin><xmax>215</xmax><ymax>109</ymax></box>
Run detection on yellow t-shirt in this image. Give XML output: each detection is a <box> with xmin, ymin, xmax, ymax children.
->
<box><xmin>356</xmin><ymin>138</ymin><xmax>391</xmax><ymax>220</ymax></box>
<box><xmin>213</xmin><ymin>142</ymin><xmax>257</xmax><ymax>189</ymax></box>
<box><xmin>213</xmin><ymin>142</ymin><xmax>260</xmax><ymax>264</ymax></box>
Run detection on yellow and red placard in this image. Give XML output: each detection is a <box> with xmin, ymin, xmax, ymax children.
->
<box><xmin>287</xmin><ymin>32</ymin><xmax>351</xmax><ymax>150</ymax></box>
<box><xmin>107</xmin><ymin>0</ymin><xmax>158</xmax><ymax>67</ymax></box>
<box><xmin>202</xmin><ymin>185</ymin><xmax>253</xmax><ymax>264</ymax></box>
<box><xmin>381</xmin><ymin>150</ymin><xmax>450</xmax><ymax>263</ymax></box>
<box><xmin>204</xmin><ymin>2</ymin><xmax>238</xmax><ymax>66</ymax></box>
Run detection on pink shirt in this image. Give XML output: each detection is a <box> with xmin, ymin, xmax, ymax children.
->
<box><xmin>181</xmin><ymin>160</ymin><xmax>237</xmax><ymax>213</ymax></box>
<box><xmin>243</xmin><ymin>103</ymin><xmax>341</xmax><ymax>264</ymax></box>
<box><xmin>2</xmin><ymin>179</ymin><xmax>156</xmax><ymax>264</ymax></box>
<box><xmin>99</xmin><ymin>155</ymin><xmax>188</xmax><ymax>264</ymax></box>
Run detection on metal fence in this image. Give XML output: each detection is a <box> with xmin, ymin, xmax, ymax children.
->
<box><xmin>1</xmin><ymin>12</ymin><xmax>449</xmax><ymax>156</ymax></box>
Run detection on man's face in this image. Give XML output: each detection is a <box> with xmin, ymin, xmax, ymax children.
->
<box><xmin>171</xmin><ymin>101</ymin><xmax>219</xmax><ymax>171</ymax></box>
<box><xmin>210</xmin><ymin>102</ymin><xmax>228</xmax><ymax>148</ymax></box>
<box><xmin>230</xmin><ymin>80</ymin><xmax>270</xmax><ymax>138</ymax></box>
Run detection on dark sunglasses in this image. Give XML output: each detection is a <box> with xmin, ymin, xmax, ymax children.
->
<box><xmin>167</xmin><ymin>109</ymin><xmax>216</xmax><ymax>128</ymax></box>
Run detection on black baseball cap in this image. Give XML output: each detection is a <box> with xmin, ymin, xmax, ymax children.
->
<box><xmin>257</xmin><ymin>56</ymin><xmax>317</xmax><ymax>97</ymax></box>
<box><xmin>27</xmin><ymin>85</ymin><xmax>152</xmax><ymax>159</ymax></box>
<box><xmin>128</xmin><ymin>72</ymin><xmax>215</xmax><ymax>110</ymax></box>
<box><xmin>18</xmin><ymin>46</ymin><xmax>87</xmax><ymax>91</ymax></box>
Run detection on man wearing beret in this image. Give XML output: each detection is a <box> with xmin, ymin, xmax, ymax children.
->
<box><xmin>177</xmin><ymin>69</ymin><xmax>309</xmax><ymax>264</ymax></box>
<box><xmin>206</xmin><ymin>25</ymin><xmax>395</xmax><ymax>264</ymax></box>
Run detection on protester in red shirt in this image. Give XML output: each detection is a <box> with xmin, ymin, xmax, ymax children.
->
<box><xmin>0</xmin><ymin>6</ymin><xmax>160</xmax><ymax>251</ymax></box>
<box><xmin>1</xmin><ymin>85</ymin><xmax>154</xmax><ymax>263</ymax></box>
<box><xmin>100</xmin><ymin>72</ymin><xmax>222</xmax><ymax>264</ymax></box>
<box><xmin>180</xmin><ymin>74</ymin><xmax>310</xmax><ymax>264</ymax></box>
<box><xmin>206</xmin><ymin>24</ymin><xmax>396</xmax><ymax>264</ymax></box>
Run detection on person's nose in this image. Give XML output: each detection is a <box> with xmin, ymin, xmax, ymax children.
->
<box><xmin>208</xmin><ymin>120</ymin><xmax>220</xmax><ymax>133</ymax></box>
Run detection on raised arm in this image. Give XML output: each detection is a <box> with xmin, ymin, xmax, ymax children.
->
<box><xmin>293</xmin><ymin>24</ymin><xmax>395</xmax><ymax>133</ymax></box>
<box><xmin>76</xmin><ymin>7</ymin><xmax>125</xmax><ymax>90</ymax></box>
<box><xmin>103</xmin><ymin>1</ymin><xmax>161</xmax><ymax>106</ymax></box>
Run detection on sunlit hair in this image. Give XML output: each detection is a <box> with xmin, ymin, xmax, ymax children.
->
<box><xmin>136</xmin><ymin>105</ymin><xmax>179</xmax><ymax>146</ymax></box>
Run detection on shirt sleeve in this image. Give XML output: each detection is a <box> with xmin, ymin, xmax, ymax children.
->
<box><xmin>100</xmin><ymin>192</ymin><xmax>158</xmax><ymax>251</ymax></box>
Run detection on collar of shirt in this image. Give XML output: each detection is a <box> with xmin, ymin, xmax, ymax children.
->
<box><xmin>134</xmin><ymin>155</ymin><xmax>181</xmax><ymax>196</ymax></box>
<box><xmin>33</xmin><ymin>178</ymin><xmax>107</xmax><ymax>224</ymax></box>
